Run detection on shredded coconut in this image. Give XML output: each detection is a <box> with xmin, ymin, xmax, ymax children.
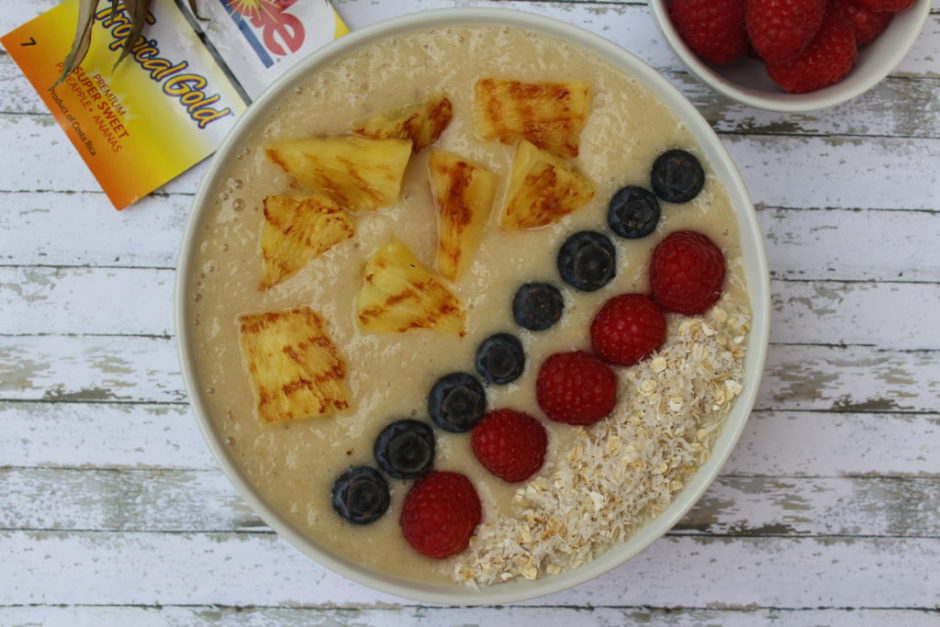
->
<box><xmin>452</xmin><ymin>299</ymin><xmax>750</xmax><ymax>586</ymax></box>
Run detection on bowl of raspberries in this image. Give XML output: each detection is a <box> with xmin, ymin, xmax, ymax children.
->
<box><xmin>650</xmin><ymin>0</ymin><xmax>930</xmax><ymax>111</ymax></box>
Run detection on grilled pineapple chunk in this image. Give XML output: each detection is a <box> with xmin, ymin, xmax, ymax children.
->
<box><xmin>428</xmin><ymin>150</ymin><xmax>496</xmax><ymax>282</ymax></box>
<box><xmin>500</xmin><ymin>139</ymin><xmax>594</xmax><ymax>231</ymax></box>
<box><xmin>357</xmin><ymin>240</ymin><xmax>464</xmax><ymax>334</ymax></box>
<box><xmin>352</xmin><ymin>93</ymin><xmax>453</xmax><ymax>152</ymax></box>
<box><xmin>265</xmin><ymin>135</ymin><xmax>412</xmax><ymax>212</ymax></box>
<box><xmin>238</xmin><ymin>307</ymin><xmax>350</xmax><ymax>424</ymax></box>
<box><xmin>259</xmin><ymin>195</ymin><xmax>354</xmax><ymax>290</ymax></box>
<box><xmin>474</xmin><ymin>79</ymin><xmax>590</xmax><ymax>158</ymax></box>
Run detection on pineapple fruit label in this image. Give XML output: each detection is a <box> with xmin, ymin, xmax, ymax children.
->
<box><xmin>1</xmin><ymin>0</ymin><xmax>348</xmax><ymax>210</ymax></box>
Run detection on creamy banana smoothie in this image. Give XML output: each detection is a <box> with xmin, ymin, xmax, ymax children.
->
<box><xmin>187</xmin><ymin>24</ymin><xmax>751</xmax><ymax>586</ymax></box>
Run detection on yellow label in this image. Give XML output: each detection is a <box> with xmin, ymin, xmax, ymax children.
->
<box><xmin>1</xmin><ymin>0</ymin><xmax>348</xmax><ymax>210</ymax></box>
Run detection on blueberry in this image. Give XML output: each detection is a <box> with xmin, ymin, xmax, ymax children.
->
<box><xmin>374</xmin><ymin>419</ymin><xmax>435</xmax><ymax>480</ymax></box>
<box><xmin>331</xmin><ymin>466</ymin><xmax>389</xmax><ymax>525</ymax></box>
<box><xmin>475</xmin><ymin>333</ymin><xmax>525</xmax><ymax>385</ymax></box>
<box><xmin>428</xmin><ymin>372</ymin><xmax>486</xmax><ymax>432</ymax></box>
<box><xmin>608</xmin><ymin>185</ymin><xmax>660</xmax><ymax>239</ymax></box>
<box><xmin>650</xmin><ymin>149</ymin><xmax>704</xmax><ymax>203</ymax></box>
<box><xmin>557</xmin><ymin>231</ymin><xmax>616</xmax><ymax>292</ymax></box>
<box><xmin>512</xmin><ymin>282</ymin><xmax>564</xmax><ymax>331</ymax></box>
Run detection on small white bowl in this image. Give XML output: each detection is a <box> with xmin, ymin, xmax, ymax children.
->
<box><xmin>649</xmin><ymin>0</ymin><xmax>930</xmax><ymax>112</ymax></box>
<box><xmin>176</xmin><ymin>7</ymin><xmax>770</xmax><ymax>605</ymax></box>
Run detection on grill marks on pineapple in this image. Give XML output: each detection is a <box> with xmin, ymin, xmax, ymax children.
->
<box><xmin>444</xmin><ymin>162</ymin><xmax>474</xmax><ymax>227</ymax></box>
<box><xmin>428</xmin><ymin>151</ymin><xmax>497</xmax><ymax>281</ymax></box>
<box><xmin>474</xmin><ymin>79</ymin><xmax>590</xmax><ymax>158</ymax></box>
<box><xmin>238</xmin><ymin>307</ymin><xmax>350</xmax><ymax>424</ymax></box>
<box><xmin>260</xmin><ymin>196</ymin><xmax>354</xmax><ymax>290</ymax></box>
<box><xmin>356</xmin><ymin>240</ymin><xmax>465</xmax><ymax>335</ymax></box>
<box><xmin>351</xmin><ymin>93</ymin><xmax>454</xmax><ymax>152</ymax></box>
<box><xmin>500</xmin><ymin>140</ymin><xmax>594</xmax><ymax>230</ymax></box>
<box><xmin>265</xmin><ymin>135</ymin><xmax>412</xmax><ymax>212</ymax></box>
<box><xmin>243</xmin><ymin>79</ymin><xmax>598</xmax><ymax>426</ymax></box>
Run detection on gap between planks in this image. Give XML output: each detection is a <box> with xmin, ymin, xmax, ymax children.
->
<box><xmin>0</xmin><ymin>604</ymin><xmax>937</xmax><ymax>627</ymax></box>
<box><xmin>2</xmin><ymin>532</ymin><xmax>937</xmax><ymax>608</ymax></box>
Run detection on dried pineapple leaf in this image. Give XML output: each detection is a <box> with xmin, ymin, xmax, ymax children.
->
<box><xmin>239</xmin><ymin>307</ymin><xmax>350</xmax><ymax>424</ymax></box>
<box><xmin>55</xmin><ymin>0</ymin><xmax>99</xmax><ymax>87</ymax></box>
<box><xmin>188</xmin><ymin>0</ymin><xmax>206</xmax><ymax>20</ymax></box>
<box><xmin>114</xmin><ymin>0</ymin><xmax>154</xmax><ymax>69</ymax></box>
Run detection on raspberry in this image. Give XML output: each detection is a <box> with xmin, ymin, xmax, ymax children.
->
<box><xmin>766</xmin><ymin>15</ymin><xmax>858</xmax><ymax>94</ymax></box>
<box><xmin>745</xmin><ymin>0</ymin><xmax>827</xmax><ymax>64</ymax></box>
<box><xmin>400</xmin><ymin>471</ymin><xmax>482</xmax><ymax>559</ymax></box>
<box><xmin>668</xmin><ymin>0</ymin><xmax>748</xmax><ymax>65</ymax></box>
<box><xmin>834</xmin><ymin>0</ymin><xmax>893</xmax><ymax>45</ymax></box>
<box><xmin>536</xmin><ymin>351</ymin><xmax>618</xmax><ymax>426</ymax></box>
<box><xmin>471</xmin><ymin>409</ymin><xmax>547</xmax><ymax>482</ymax></box>
<box><xmin>650</xmin><ymin>231</ymin><xmax>726</xmax><ymax>316</ymax></box>
<box><xmin>853</xmin><ymin>0</ymin><xmax>914</xmax><ymax>13</ymax></box>
<box><xmin>591</xmin><ymin>294</ymin><xmax>667</xmax><ymax>366</ymax></box>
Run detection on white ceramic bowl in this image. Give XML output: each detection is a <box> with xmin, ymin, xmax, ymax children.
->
<box><xmin>175</xmin><ymin>7</ymin><xmax>770</xmax><ymax>605</ymax></box>
<box><xmin>649</xmin><ymin>0</ymin><xmax>930</xmax><ymax>112</ymax></box>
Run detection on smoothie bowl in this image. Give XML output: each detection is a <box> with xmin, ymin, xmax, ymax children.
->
<box><xmin>175</xmin><ymin>8</ymin><xmax>770</xmax><ymax>604</ymax></box>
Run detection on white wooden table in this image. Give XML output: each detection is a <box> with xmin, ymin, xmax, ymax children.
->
<box><xmin>2</xmin><ymin>1</ymin><xmax>938</xmax><ymax>625</ymax></box>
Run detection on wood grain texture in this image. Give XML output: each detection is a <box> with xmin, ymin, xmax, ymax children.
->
<box><xmin>4</xmin><ymin>469</ymin><xmax>937</xmax><ymax>537</ymax></box>
<box><xmin>1</xmin><ymin>606</ymin><xmax>937</xmax><ymax>627</ymax></box>
<box><xmin>2</xmin><ymin>531</ymin><xmax>937</xmax><ymax>607</ymax></box>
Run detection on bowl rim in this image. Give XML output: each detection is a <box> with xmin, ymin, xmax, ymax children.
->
<box><xmin>175</xmin><ymin>6</ymin><xmax>771</xmax><ymax>606</ymax></box>
<box><xmin>648</xmin><ymin>0</ymin><xmax>931</xmax><ymax>113</ymax></box>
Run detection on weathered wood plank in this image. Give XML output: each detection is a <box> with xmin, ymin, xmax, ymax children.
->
<box><xmin>677</xmin><ymin>73</ymin><xmax>940</xmax><ymax>138</ymax></box>
<box><xmin>4</xmin><ymin>401</ymin><xmax>936</xmax><ymax>476</ymax></box>
<box><xmin>0</xmin><ymin>402</ymin><xmax>209</xmax><ymax>469</ymax></box>
<box><xmin>727</xmin><ymin>410</ymin><xmax>940</xmax><ymax>476</ymax></box>
<box><xmin>0</xmin><ymin>266</ymin><xmax>176</xmax><ymax>335</ymax></box>
<box><xmin>0</xmin><ymin>606</ymin><xmax>937</xmax><ymax>627</ymax></box>
<box><xmin>4</xmin><ymin>469</ymin><xmax>937</xmax><ymax>537</ymax></box>
<box><xmin>0</xmin><ymin>191</ymin><xmax>191</xmax><ymax>268</ymax></box>
<box><xmin>5</xmin><ymin>112</ymin><xmax>938</xmax><ymax>210</ymax></box>
<box><xmin>1</xmin><ymin>468</ymin><xmax>263</xmax><ymax>532</ymax></box>
<box><xmin>6</xmin><ymin>194</ymin><xmax>940</xmax><ymax>286</ymax></box>
<box><xmin>725</xmin><ymin>135</ymin><xmax>940</xmax><ymax>212</ymax></box>
<box><xmin>770</xmin><ymin>280</ymin><xmax>940</xmax><ymax>349</ymax></box>
<box><xmin>0</xmin><ymin>335</ymin><xmax>186</xmax><ymax>404</ymax></box>
<box><xmin>676</xmin><ymin>476</ymin><xmax>940</xmax><ymax>536</ymax></box>
<box><xmin>762</xmin><ymin>345</ymin><xmax>940</xmax><ymax>413</ymax></box>
<box><xmin>759</xmin><ymin>208</ymin><xmax>940</xmax><ymax>283</ymax></box>
<box><xmin>3</xmin><ymin>336</ymin><xmax>937</xmax><ymax>412</ymax></box>
<box><xmin>5</xmin><ymin>266</ymin><xmax>940</xmax><ymax>349</ymax></box>
<box><xmin>2</xmin><ymin>531</ymin><xmax>937</xmax><ymax>607</ymax></box>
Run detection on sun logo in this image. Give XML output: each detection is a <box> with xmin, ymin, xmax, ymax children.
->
<box><xmin>221</xmin><ymin>0</ymin><xmax>306</xmax><ymax>60</ymax></box>
<box><xmin>226</xmin><ymin>0</ymin><xmax>270</xmax><ymax>21</ymax></box>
